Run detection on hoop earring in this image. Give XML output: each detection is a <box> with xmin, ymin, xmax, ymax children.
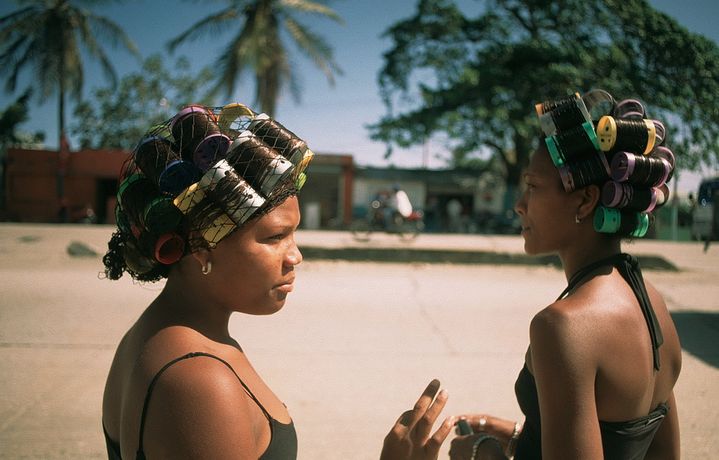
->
<box><xmin>575</xmin><ymin>214</ymin><xmax>582</xmax><ymax>224</ymax></box>
<box><xmin>202</xmin><ymin>261</ymin><xmax>212</xmax><ymax>275</ymax></box>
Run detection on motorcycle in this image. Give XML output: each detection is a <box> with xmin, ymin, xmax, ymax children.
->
<box><xmin>350</xmin><ymin>199</ymin><xmax>425</xmax><ymax>242</ymax></box>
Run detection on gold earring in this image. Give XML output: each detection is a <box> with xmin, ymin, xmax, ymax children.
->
<box><xmin>201</xmin><ymin>261</ymin><xmax>212</xmax><ymax>275</ymax></box>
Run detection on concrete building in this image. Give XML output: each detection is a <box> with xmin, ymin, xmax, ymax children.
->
<box><xmin>2</xmin><ymin>147</ymin><xmax>513</xmax><ymax>233</ymax></box>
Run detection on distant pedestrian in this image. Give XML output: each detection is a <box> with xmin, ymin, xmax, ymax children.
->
<box><xmin>447</xmin><ymin>198</ymin><xmax>463</xmax><ymax>232</ymax></box>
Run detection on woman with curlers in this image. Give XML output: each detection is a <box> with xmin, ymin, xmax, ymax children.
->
<box><xmin>434</xmin><ymin>91</ymin><xmax>682</xmax><ymax>460</ymax></box>
<box><xmin>101</xmin><ymin>102</ymin><xmax>454</xmax><ymax>460</ymax></box>
<box><xmin>101</xmin><ymin>103</ymin><xmax>318</xmax><ymax>459</ymax></box>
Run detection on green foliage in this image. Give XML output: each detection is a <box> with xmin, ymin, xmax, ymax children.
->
<box><xmin>0</xmin><ymin>0</ymin><xmax>140</xmax><ymax>144</ymax></box>
<box><xmin>70</xmin><ymin>55</ymin><xmax>215</xmax><ymax>150</ymax></box>
<box><xmin>167</xmin><ymin>0</ymin><xmax>343</xmax><ymax>116</ymax></box>
<box><xmin>0</xmin><ymin>90</ymin><xmax>45</xmax><ymax>150</ymax></box>
<box><xmin>372</xmin><ymin>0</ymin><xmax>719</xmax><ymax>188</ymax></box>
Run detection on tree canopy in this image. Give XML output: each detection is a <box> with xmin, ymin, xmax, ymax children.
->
<box><xmin>71</xmin><ymin>54</ymin><xmax>215</xmax><ymax>150</ymax></box>
<box><xmin>0</xmin><ymin>0</ymin><xmax>140</xmax><ymax>147</ymax></box>
<box><xmin>167</xmin><ymin>0</ymin><xmax>343</xmax><ymax>116</ymax></box>
<box><xmin>372</xmin><ymin>0</ymin><xmax>719</xmax><ymax>199</ymax></box>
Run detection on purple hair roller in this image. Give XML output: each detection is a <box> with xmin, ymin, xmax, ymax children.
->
<box><xmin>194</xmin><ymin>133</ymin><xmax>230</xmax><ymax>171</ymax></box>
<box><xmin>602</xmin><ymin>181</ymin><xmax>629</xmax><ymax>208</ymax></box>
<box><xmin>651</xmin><ymin>120</ymin><xmax>666</xmax><ymax>145</ymax></box>
<box><xmin>613</xmin><ymin>99</ymin><xmax>645</xmax><ymax>119</ymax></box>
<box><xmin>610</xmin><ymin>151</ymin><xmax>635</xmax><ymax>182</ymax></box>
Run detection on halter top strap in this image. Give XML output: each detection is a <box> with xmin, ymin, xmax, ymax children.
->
<box><xmin>557</xmin><ymin>253</ymin><xmax>663</xmax><ymax>370</ymax></box>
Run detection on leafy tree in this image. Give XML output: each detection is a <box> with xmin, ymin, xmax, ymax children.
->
<box><xmin>0</xmin><ymin>90</ymin><xmax>45</xmax><ymax>210</ymax></box>
<box><xmin>71</xmin><ymin>54</ymin><xmax>215</xmax><ymax>150</ymax></box>
<box><xmin>167</xmin><ymin>0</ymin><xmax>343</xmax><ymax>116</ymax></box>
<box><xmin>0</xmin><ymin>0</ymin><xmax>140</xmax><ymax>149</ymax></box>
<box><xmin>372</xmin><ymin>0</ymin><xmax>719</xmax><ymax>207</ymax></box>
<box><xmin>0</xmin><ymin>90</ymin><xmax>45</xmax><ymax>150</ymax></box>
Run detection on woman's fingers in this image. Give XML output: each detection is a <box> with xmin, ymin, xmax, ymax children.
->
<box><xmin>425</xmin><ymin>416</ymin><xmax>456</xmax><ymax>458</ymax></box>
<box><xmin>401</xmin><ymin>379</ymin><xmax>442</xmax><ymax>429</ymax></box>
<box><xmin>413</xmin><ymin>388</ymin><xmax>448</xmax><ymax>442</ymax></box>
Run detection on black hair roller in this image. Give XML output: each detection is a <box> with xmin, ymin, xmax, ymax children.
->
<box><xmin>597</xmin><ymin>116</ymin><xmax>656</xmax><ymax>155</ymax></box>
<box><xmin>554</xmin><ymin>122</ymin><xmax>600</xmax><ymax>163</ymax></box>
<box><xmin>602</xmin><ymin>181</ymin><xmax>669</xmax><ymax>212</ymax></box>
<box><xmin>557</xmin><ymin>152</ymin><xmax>610</xmax><ymax>192</ymax></box>
<box><xmin>199</xmin><ymin>159</ymin><xmax>266</xmax><ymax>226</ymax></box>
<box><xmin>248</xmin><ymin>113</ymin><xmax>306</xmax><ymax>167</ymax></box>
<box><xmin>117</xmin><ymin>174</ymin><xmax>158</xmax><ymax>236</ymax></box>
<box><xmin>225</xmin><ymin>131</ymin><xmax>294</xmax><ymax>196</ymax></box>
<box><xmin>134</xmin><ymin>136</ymin><xmax>181</xmax><ymax>186</ymax></box>
<box><xmin>610</xmin><ymin>152</ymin><xmax>671</xmax><ymax>187</ymax></box>
<box><xmin>131</xmin><ymin>136</ymin><xmax>203</xmax><ymax>198</ymax></box>
<box><xmin>170</xmin><ymin>105</ymin><xmax>221</xmax><ymax>161</ymax></box>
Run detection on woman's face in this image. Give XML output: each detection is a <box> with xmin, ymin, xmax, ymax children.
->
<box><xmin>210</xmin><ymin>196</ymin><xmax>303</xmax><ymax>315</ymax></box>
<box><xmin>514</xmin><ymin>146</ymin><xmax>579</xmax><ymax>255</ymax></box>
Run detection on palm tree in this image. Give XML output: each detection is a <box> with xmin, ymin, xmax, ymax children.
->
<box><xmin>0</xmin><ymin>0</ymin><xmax>139</xmax><ymax>221</ymax></box>
<box><xmin>0</xmin><ymin>0</ymin><xmax>140</xmax><ymax>150</ymax></box>
<box><xmin>167</xmin><ymin>0</ymin><xmax>343</xmax><ymax>116</ymax></box>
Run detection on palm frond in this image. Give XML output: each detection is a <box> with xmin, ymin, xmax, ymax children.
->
<box><xmin>167</xmin><ymin>7</ymin><xmax>239</xmax><ymax>52</ymax></box>
<box><xmin>283</xmin><ymin>16</ymin><xmax>341</xmax><ymax>83</ymax></box>
<box><xmin>280</xmin><ymin>0</ymin><xmax>343</xmax><ymax>24</ymax></box>
<box><xmin>85</xmin><ymin>12</ymin><xmax>141</xmax><ymax>58</ymax></box>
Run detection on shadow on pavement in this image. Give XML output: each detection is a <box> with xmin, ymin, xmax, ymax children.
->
<box><xmin>671</xmin><ymin>311</ymin><xmax>719</xmax><ymax>368</ymax></box>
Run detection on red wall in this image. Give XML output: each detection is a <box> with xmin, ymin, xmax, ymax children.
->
<box><xmin>4</xmin><ymin>148</ymin><xmax>128</xmax><ymax>223</ymax></box>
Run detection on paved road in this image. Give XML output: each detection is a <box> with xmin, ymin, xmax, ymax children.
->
<box><xmin>0</xmin><ymin>224</ymin><xmax>717</xmax><ymax>459</ymax></box>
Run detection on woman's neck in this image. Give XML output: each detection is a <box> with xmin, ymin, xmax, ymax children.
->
<box><xmin>151</xmin><ymin>274</ymin><xmax>233</xmax><ymax>342</ymax></box>
<box><xmin>559</xmin><ymin>236</ymin><xmax>622</xmax><ymax>285</ymax></box>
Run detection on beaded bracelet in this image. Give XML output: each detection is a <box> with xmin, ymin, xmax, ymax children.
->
<box><xmin>471</xmin><ymin>433</ymin><xmax>502</xmax><ymax>460</ymax></box>
<box><xmin>505</xmin><ymin>421</ymin><xmax>522</xmax><ymax>459</ymax></box>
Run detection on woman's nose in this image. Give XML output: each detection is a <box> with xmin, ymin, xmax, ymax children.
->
<box><xmin>285</xmin><ymin>240</ymin><xmax>303</xmax><ymax>266</ymax></box>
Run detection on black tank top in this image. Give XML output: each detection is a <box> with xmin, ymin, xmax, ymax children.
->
<box><xmin>513</xmin><ymin>253</ymin><xmax>669</xmax><ymax>459</ymax></box>
<box><xmin>103</xmin><ymin>352</ymin><xmax>297</xmax><ymax>460</ymax></box>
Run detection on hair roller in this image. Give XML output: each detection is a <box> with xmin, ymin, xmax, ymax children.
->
<box><xmin>593</xmin><ymin>206</ymin><xmax>650</xmax><ymax>237</ymax></box>
<box><xmin>248</xmin><ymin>113</ymin><xmax>307</xmax><ymax>167</ymax></box>
<box><xmin>536</xmin><ymin>93</ymin><xmax>591</xmax><ymax>136</ymax></box>
<box><xmin>154</xmin><ymin>232</ymin><xmax>185</xmax><ymax>265</ymax></box>
<box><xmin>601</xmin><ymin>181</ymin><xmax>667</xmax><ymax>212</ymax></box>
<box><xmin>612</xmin><ymin>99</ymin><xmax>645</xmax><ymax>119</ymax></box>
<box><xmin>651</xmin><ymin>146</ymin><xmax>675</xmax><ymax>182</ymax></box>
<box><xmin>557</xmin><ymin>152</ymin><xmax>610</xmax><ymax>192</ymax></box>
<box><xmin>225</xmin><ymin>131</ymin><xmax>294</xmax><ymax>196</ymax></box>
<box><xmin>199</xmin><ymin>159</ymin><xmax>266</xmax><ymax>227</ymax></box>
<box><xmin>171</xmin><ymin>105</ymin><xmax>221</xmax><ymax>161</ymax></box>
<box><xmin>596</xmin><ymin>116</ymin><xmax>656</xmax><ymax>155</ymax></box>
<box><xmin>610</xmin><ymin>152</ymin><xmax>670</xmax><ymax>187</ymax></box>
<box><xmin>134</xmin><ymin>136</ymin><xmax>180</xmax><ymax>185</ymax></box>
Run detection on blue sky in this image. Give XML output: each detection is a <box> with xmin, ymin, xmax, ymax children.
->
<box><xmin>1</xmin><ymin>0</ymin><xmax>718</xmax><ymax>195</ymax></box>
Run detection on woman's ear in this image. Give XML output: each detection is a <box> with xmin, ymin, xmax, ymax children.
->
<box><xmin>576</xmin><ymin>184</ymin><xmax>601</xmax><ymax>221</ymax></box>
<box><xmin>191</xmin><ymin>248</ymin><xmax>211</xmax><ymax>272</ymax></box>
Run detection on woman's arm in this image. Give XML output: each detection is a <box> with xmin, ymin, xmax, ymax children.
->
<box><xmin>645</xmin><ymin>391</ymin><xmax>680</xmax><ymax>459</ymax></box>
<box><xmin>530</xmin><ymin>306</ymin><xmax>604</xmax><ymax>459</ymax></box>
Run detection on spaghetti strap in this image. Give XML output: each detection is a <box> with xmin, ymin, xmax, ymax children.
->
<box><xmin>136</xmin><ymin>351</ymin><xmax>273</xmax><ymax>459</ymax></box>
<box><xmin>557</xmin><ymin>253</ymin><xmax>663</xmax><ymax>370</ymax></box>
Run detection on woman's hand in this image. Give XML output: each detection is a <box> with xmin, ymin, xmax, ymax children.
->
<box><xmin>380</xmin><ymin>379</ymin><xmax>455</xmax><ymax>460</ymax></box>
<box><xmin>449</xmin><ymin>432</ymin><xmax>505</xmax><ymax>460</ymax></box>
<box><xmin>453</xmin><ymin>414</ymin><xmax>517</xmax><ymax>449</ymax></box>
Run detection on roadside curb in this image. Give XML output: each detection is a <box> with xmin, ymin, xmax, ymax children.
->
<box><xmin>298</xmin><ymin>246</ymin><xmax>679</xmax><ymax>271</ymax></box>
